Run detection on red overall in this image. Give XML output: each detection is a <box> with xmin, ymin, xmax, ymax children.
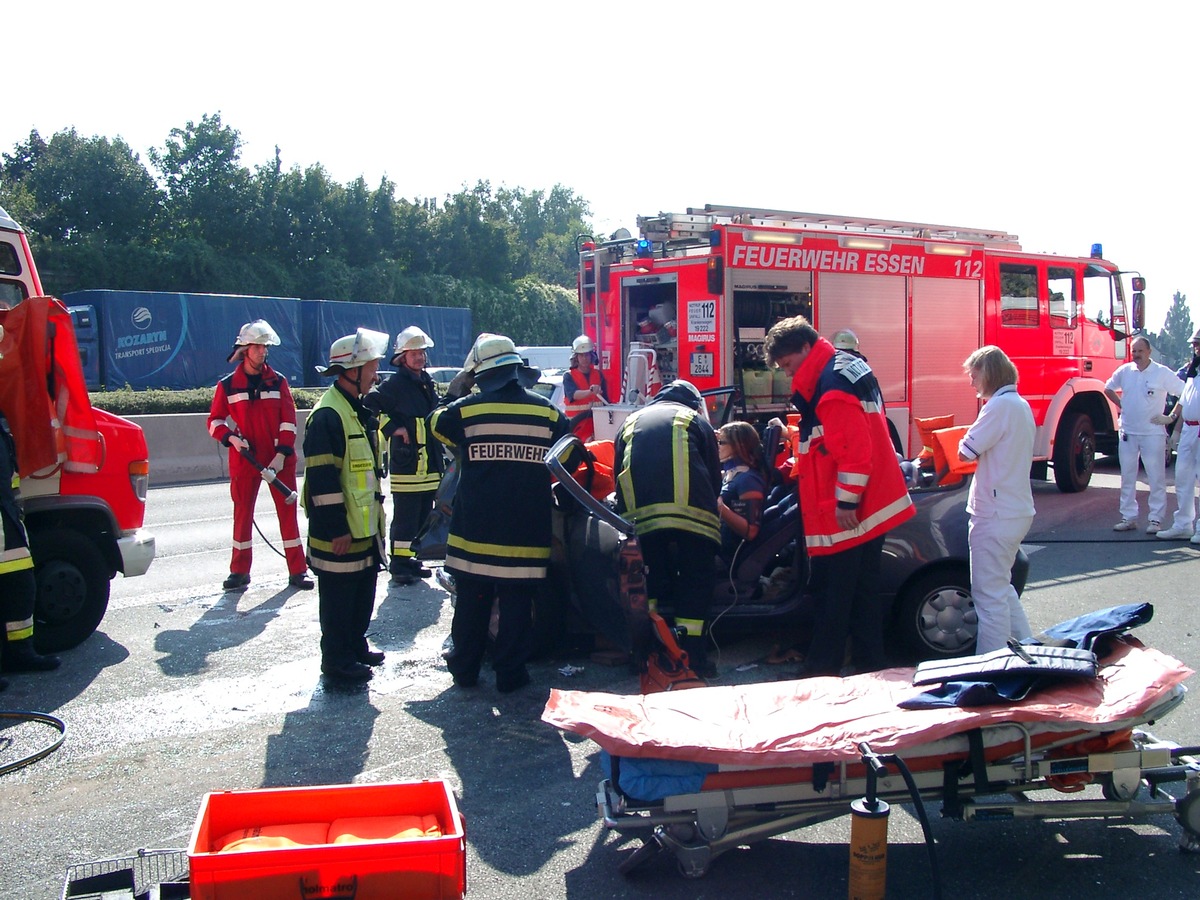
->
<box><xmin>208</xmin><ymin>364</ymin><xmax>306</xmax><ymax>577</ymax></box>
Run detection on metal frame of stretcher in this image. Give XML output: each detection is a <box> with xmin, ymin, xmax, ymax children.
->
<box><xmin>598</xmin><ymin>685</ymin><xmax>1200</xmax><ymax>878</ymax></box>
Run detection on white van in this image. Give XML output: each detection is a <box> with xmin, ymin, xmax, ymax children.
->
<box><xmin>516</xmin><ymin>345</ymin><xmax>571</xmax><ymax>373</ymax></box>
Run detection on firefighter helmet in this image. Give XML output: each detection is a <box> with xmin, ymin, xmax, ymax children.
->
<box><xmin>390</xmin><ymin>326</ymin><xmax>434</xmax><ymax>364</ymax></box>
<box><xmin>463</xmin><ymin>333</ymin><xmax>521</xmax><ymax>376</ymax></box>
<box><xmin>227</xmin><ymin>319</ymin><xmax>281</xmax><ymax>362</ymax></box>
<box><xmin>831</xmin><ymin>329</ymin><xmax>860</xmax><ymax>352</ymax></box>
<box><xmin>315</xmin><ymin>328</ymin><xmax>390</xmax><ymax>376</ymax></box>
<box><xmin>571</xmin><ymin>335</ymin><xmax>594</xmax><ymax>355</ymax></box>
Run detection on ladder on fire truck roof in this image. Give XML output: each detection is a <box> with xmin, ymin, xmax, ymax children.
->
<box><xmin>637</xmin><ymin>204</ymin><xmax>1021</xmax><ymax>250</ymax></box>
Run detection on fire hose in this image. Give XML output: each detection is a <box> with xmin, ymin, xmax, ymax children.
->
<box><xmin>0</xmin><ymin>709</ymin><xmax>66</xmax><ymax>776</ymax></box>
<box><xmin>234</xmin><ymin>444</ymin><xmax>298</xmax><ymax>559</ymax></box>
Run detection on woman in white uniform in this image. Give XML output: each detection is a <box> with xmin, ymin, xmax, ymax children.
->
<box><xmin>957</xmin><ymin>346</ymin><xmax>1036</xmax><ymax>654</ymax></box>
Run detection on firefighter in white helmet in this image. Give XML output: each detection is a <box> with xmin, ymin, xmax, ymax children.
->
<box><xmin>364</xmin><ymin>326</ymin><xmax>445</xmax><ymax>585</ymax></box>
<box><xmin>429</xmin><ymin>333</ymin><xmax>570</xmax><ymax>692</ymax></box>
<box><xmin>207</xmin><ymin>319</ymin><xmax>312</xmax><ymax>592</ymax></box>
<box><xmin>302</xmin><ymin>329</ymin><xmax>390</xmax><ymax>682</ymax></box>
<box><xmin>563</xmin><ymin>334</ymin><xmax>608</xmax><ymax>439</ymax></box>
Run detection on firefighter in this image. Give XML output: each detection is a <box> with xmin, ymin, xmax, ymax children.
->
<box><xmin>765</xmin><ymin>316</ymin><xmax>914</xmax><ymax>676</ymax></box>
<box><xmin>365</xmin><ymin>326</ymin><xmax>444</xmax><ymax>585</ymax></box>
<box><xmin>303</xmin><ymin>329</ymin><xmax>390</xmax><ymax>683</ymax></box>
<box><xmin>563</xmin><ymin>335</ymin><xmax>608</xmax><ymax>415</ymax></box>
<box><xmin>429</xmin><ymin>333</ymin><xmax>569</xmax><ymax>692</ymax></box>
<box><xmin>0</xmin><ymin>405</ymin><xmax>61</xmax><ymax>685</ymax></box>
<box><xmin>207</xmin><ymin>320</ymin><xmax>312</xmax><ymax>592</ymax></box>
<box><xmin>614</xmin><ymin>380</ymin><xmax>722</xmax><ymax>677</ymax></box>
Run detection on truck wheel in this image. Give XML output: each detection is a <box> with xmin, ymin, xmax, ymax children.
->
<box><xmin>894</xmin><ymin>565</ymin><xmax>977</xmax><ymax>662</ymax></box>
<box><xmin>30</xmin><ymin>529</ymin><xmax>111</xmax><ymax>653</ymax></box>
<box><xmin>1053</xmin><ymin>412</ymin><xmax>1095</xmax><ymax>493</ymax></box>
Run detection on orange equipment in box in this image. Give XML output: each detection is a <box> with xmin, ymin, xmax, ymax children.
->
<box><xmin>188</xmin><ymin>780</ymin><xmax>466</xmax><ymax>900</ymax></box>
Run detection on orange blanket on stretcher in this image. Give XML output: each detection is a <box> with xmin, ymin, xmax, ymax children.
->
<box><xmin>541</xmin><ymin>639</ymin><xmax>1192</xmax><ymax>768</ymax></box>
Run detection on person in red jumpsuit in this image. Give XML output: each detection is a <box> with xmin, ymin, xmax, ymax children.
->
<box><xmin>207</xmin><ymin>320</ymin><xmax>313</xmax><ymax>592</ymax></box>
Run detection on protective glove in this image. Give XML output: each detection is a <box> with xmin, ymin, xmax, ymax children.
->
<box><xmin>446</xmin><ymin>369</ymin><xmax>476</xmax><ymax>399</ymax></box>
<box><xmin>1150</xmin><ymin>413</ymin><xmax>1174</xmax><ymax>426</ymax></box>
<box><xmin>227</xmin><ymin>435</ymin><xmax>249</xmax><ymax>453</ymax></box>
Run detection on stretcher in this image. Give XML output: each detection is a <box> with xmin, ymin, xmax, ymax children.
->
<box><xmin>543</xmin><ymin>635</ymin><xmax>1200</xmax><ymax>879</ymax></box>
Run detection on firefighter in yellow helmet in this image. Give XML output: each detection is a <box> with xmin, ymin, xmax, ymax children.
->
<box><xmin>364</xmin><ymin>326</ymin><xmax>445</xmax><ymax>585</ymax></box>
<box><xmin>302</xmin><ymin>329</ymin><xmax>390</xmax><ymax>683</ymax></box>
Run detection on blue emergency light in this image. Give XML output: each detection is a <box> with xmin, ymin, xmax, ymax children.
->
<box><xmin>1090</xmin><ymin>243</ymin><xmax>1103</xmax><ymax>259</ymax></box>
<box><xmin>635</xmin><ymin>239</ymin><xmax>653</xmax><ymax>259</ymax></box>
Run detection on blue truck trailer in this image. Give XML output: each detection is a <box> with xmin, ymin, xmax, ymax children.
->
<box><xmin>63</xmin><ymin>290</ymin><xmax>473</xmax><ymax>390</ymax></box>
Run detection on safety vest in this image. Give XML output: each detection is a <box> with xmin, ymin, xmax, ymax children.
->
<box><xmin>304</xmin><ymin>386</ymin><xmax>382</xmax><ymax>540</ymax></box>
<box><xmin>563</xmin><ymin>367</ymin><xmax>607</xmax><ymax>416</ymax></box>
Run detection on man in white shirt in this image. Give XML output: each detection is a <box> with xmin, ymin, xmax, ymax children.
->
<box><xmin>1158</xmin><ymin>329</ymin><xmax>1200</xmax><ymax>541</ymax></box>
<box><xmin>1103</xmin><ymin>336</ymin><xmax>1185</xmax><ymax>533</ymax></box>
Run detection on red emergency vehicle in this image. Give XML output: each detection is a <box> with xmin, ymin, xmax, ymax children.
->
<box><xmin>1</xmin><ymin>204</ymin><xmax>155</xmax><ymax>651</ymax></box>
<box><xmin>577</xmin><ymin>205</ymin><xmax>1146</xmax><ymax>492</ymax></box>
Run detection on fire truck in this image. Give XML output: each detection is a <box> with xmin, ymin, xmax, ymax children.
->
<box><xmin>1</xmin><ymin>204</ymin><xmax>155</xmax><ymax>651</ymax></box>
<box><xmin>577</xmin><ymin>204</ymin><xmax>1146</xmax><ymax>492</ymax></box>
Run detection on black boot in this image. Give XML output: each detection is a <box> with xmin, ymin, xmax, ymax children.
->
<box><xmin>2</xmin><ymin>638</ymin><xmax>62</xmax><ymax>673</ymax></box>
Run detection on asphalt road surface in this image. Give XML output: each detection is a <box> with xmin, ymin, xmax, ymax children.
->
<box><xmin>2</xmin><ymin>457</ymin><xmax>1200</xmax><ymax>898</ymax></box>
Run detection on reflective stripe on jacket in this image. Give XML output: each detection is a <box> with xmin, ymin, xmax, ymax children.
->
<box><xmin>302</xmin><ymin>384</ymin><xmax>386</xmax><ymax>575</ymax></box>
<box><xmin>790</xmin><ymin>338</ymin><xmax>914</xmax><ymax>556</ymax></box>
<box><xmin>614</xmin><ymin>400</ymin><xmax>721</xmax><ymax>544</ymax></box>
<box><xmin>429</xmin><ymin>381</ymin><xmax>569</xmax><ymax>580</ymax></box>
<box><xmin>0</xmin><ymin>415</ymin><xmax>33</xmax><ymax>576</ymax></box>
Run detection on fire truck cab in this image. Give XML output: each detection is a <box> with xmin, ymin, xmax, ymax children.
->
<box><xmin>578</xmin><ymin>205</ymin><xmax>1145</xmax><ymax>492</ymax></box>
<box><xmin>1</xmin><ymin>204</ymin><xmax>155</xmax><ymax>651</ymax></box>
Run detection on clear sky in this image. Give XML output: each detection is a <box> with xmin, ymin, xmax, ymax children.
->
<box><xmin>7</xmin><ymin>2</ymin><xmax>1195</xmax><ymax>332</ymax></box>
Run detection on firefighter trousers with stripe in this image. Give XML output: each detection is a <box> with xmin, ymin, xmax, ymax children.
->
<box><xmin>390</xmin><ymin>489</ymin><xmax>435</xmax><ymax>573</ymax></box>
<box><xmin>229</xmin><ymin>463</ymin><xmax>307</xmax><ymax>577</ymax></box>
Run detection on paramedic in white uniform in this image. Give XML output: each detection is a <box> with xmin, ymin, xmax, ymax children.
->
<box><xmin>1104</xmin><ymin>336</ymin><xmax>1184</xmax><ymax>534</ymax></box>
<box><xmin>957</xmin><ymin>345</ymin><xmax>1036</xmax><ymax>655</ymax></box>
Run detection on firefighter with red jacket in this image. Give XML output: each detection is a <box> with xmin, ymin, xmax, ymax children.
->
<box><xmin>364</xmin><ymin>326</ymin><xmax>444</xmax><ymax>585</ymax></box>
<box><xmin>1</xmin><ymin>403</ymin><xmax>61</xmax><ymax>687</ymax></box>
<box><xmin>207</xmin><ymin>320</ymin><xmax>312</xmax><ymax>592</ymax></box>
<box><xmin>765</xmin><ymin>316</ymin><xmax>914</xmax><ymax>676</ymax></box>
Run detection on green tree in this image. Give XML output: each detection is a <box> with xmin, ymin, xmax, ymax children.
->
<box><xmin>149</xmin><ymin>113</ymin><xmax>252</xmax><ymax>251</ymax></box>
<box><xmin>1156</xmin><ymin>291</ymin><xmax>1193</xmax><ymax>371</ymax></box>
<box><xmin>0</xmin><ymin>128</ymin><xmax>161</xmax><ymax>244</ymax></box>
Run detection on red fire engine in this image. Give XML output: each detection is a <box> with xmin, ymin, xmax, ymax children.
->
<box><xmin>577</xmin><ymin>204</ymin><xmax>1146</xmax><ymax>492</ymax></box>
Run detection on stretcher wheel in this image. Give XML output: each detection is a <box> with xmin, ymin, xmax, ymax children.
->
<box><xmin>1176</xmin><ymin>790</ymin><xmax>1200</xmax><ymax>851</ymax></box>
<box><xmin>618</xmin><ymin>837</ymin><xmax>663</xmax><ymax>876</ymax></box>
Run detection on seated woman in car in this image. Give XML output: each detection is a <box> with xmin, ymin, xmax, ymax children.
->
<box><xmin>715</xmin><ymin>422</ymin><xmax>769</xmax><ymax>566</ymax></box>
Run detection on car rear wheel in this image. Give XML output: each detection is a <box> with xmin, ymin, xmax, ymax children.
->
<box><xmin>894</xmin><ymin>565</ymin><xmax>977</xmax><ymax>662</ymax></box>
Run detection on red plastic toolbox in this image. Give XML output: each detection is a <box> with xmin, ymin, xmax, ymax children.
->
<box><xmin>188</xmin><ymin>780</ymin><xmax>466</xmax><ymax>899</ymax></box>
